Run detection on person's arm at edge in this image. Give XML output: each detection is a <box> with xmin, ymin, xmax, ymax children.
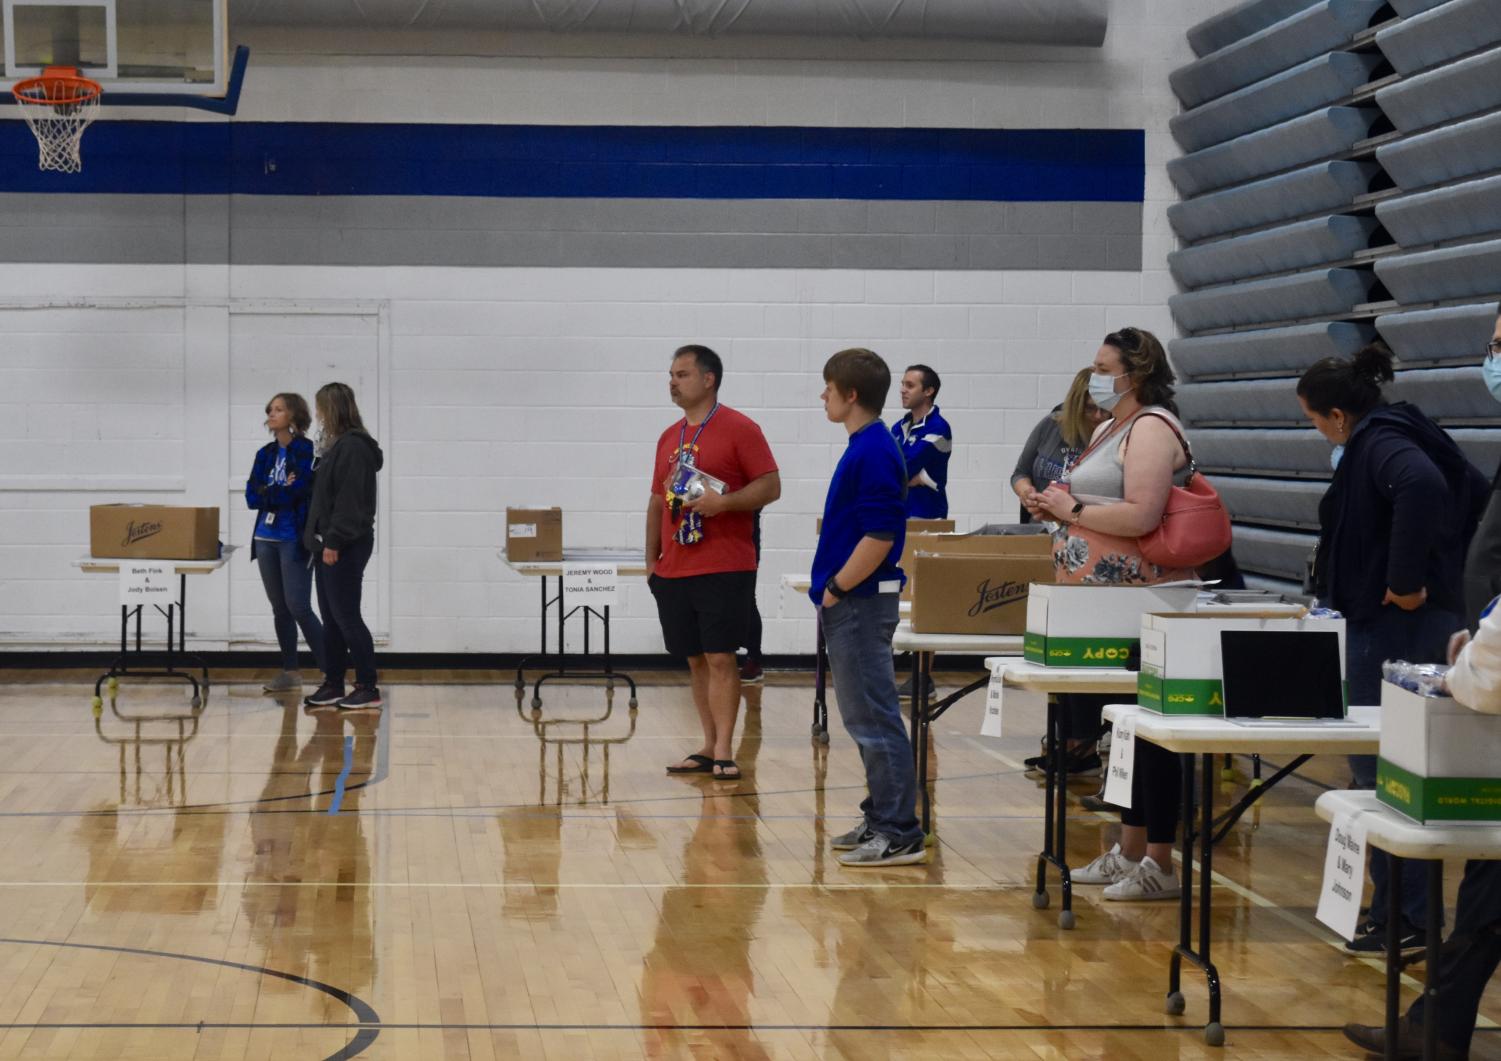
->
<box><xmin>1447</xmin><ymin>603</ymin><xmax>1501</xmax><ymax>713</ymax></box>
<box><xmin>645</xmin><ymin>496</ymin><xmax>663</xmax><ymax>578</ymax></box>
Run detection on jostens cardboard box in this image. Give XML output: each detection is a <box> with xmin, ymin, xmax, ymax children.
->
<box><xmin>900</xmin><ymin>527</ymin><xmax>1041</xmax><ymax>601</ymax></box>
<box><xmin>1023</xmin><ymin>584</ymin><xmax>1201</xmax><ymax>668</ymax></box>
<box><xmin>506</xmin><ymin>507</ymin><xmax>563</xmax><ymax>562</ymax></box>
<box><xmin>89</xmin><ymin>505</ymin><xmax>219</xmax><ymax>560</ymax></box>
<box><xmin>1378</xmin><ymin>681</ymin><xmax>1501</xmax><ymax>823</ymax></box>
<box><xmin>1136</xmin><ymin>610</ymin><xmax>1346</xmax><ymax>716</ymax></box>
<box><xmin>909</xmin><ymin>534</ymin><xmax>1055</xmax><ymax>635</ymax></box>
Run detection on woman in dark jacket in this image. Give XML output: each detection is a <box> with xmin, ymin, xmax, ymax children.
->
<box><xmin>302</xmin><ymin>382</ymin><xmax>385</xmax><ymax>711</ymax></box>
<box><xmin>1300</xmin><ymin>342</ymin><xmax>1487</xmax><ymax>954</ymax></box>
<box><xmin>245</xmin><ymin>393</ymin><xmax>323</xmax><ymax>693</ymax></box>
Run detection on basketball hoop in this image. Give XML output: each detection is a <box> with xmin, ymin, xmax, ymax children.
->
<box><xmin>12</xmin><ymin>67</ymin><xmax>103</xmax><ymax>174</ymax></box>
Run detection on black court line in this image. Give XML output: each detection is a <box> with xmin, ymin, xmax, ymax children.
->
<box><xmin>0</xmin><ymin>937</ymin><xmax>381</xmax><ymax>1059</ymax></box>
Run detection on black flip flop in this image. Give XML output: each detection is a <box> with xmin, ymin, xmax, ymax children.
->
<box><xmin>713</xmin><ymin>759</ymin><xmax>741</xmax><ymax>780</ymax></box>
<box><xmin>666</xmin><ymin>753</ymin><xmax>715</xmax><ymax>775</ymax></box>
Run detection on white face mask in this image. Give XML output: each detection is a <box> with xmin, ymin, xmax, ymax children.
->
<box><xmin>1088</xmin><ymin>371</ymin><xmax>1130</xmax><ymax>412</ymax></box>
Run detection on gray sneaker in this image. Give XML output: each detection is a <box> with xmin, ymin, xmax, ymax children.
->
<box><xmin>830</xmin><ymin>822</ymin><xmax>875</xmax><ymax>851</ymax></box>
<box><xmin>262</xmin><ymin>671</ymin><xmax>302</xmax><ymax>693</ymax></box>
<box><xmin>836</xmin><ymin>834</ymin><xmax>929</xmax><ymax>868</ymax></box>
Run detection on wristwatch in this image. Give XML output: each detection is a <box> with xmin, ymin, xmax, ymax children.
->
<box><xmin>1069</xmin><ymin>500</ymin><xmax>1086</xmax><ymax>524</ymax></box>
<box><xmin>825</xmin><ymin>577</ymin><xmax>849</xmax><ymax>600</ymax></box>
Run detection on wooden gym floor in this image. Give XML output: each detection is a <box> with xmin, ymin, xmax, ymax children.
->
<box><xmin>0</xmin><ymin>670</ymin><xmax>1497</xmax><ymax>1060</ymax></box>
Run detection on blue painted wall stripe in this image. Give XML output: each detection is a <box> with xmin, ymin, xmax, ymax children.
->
<box><xmin>0</xmin><ymin>122</ymin><xmax>1144</xmax><ymax>201</ymax></box>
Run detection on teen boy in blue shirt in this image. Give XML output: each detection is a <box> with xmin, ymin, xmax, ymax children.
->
<box><xmin>810</xmin><ymin>348</ymin><xmax>927</xmax><ymax>867</ymax></box>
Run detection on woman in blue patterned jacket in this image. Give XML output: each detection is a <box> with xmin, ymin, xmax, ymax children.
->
<box><xmin>245</xmin><ymin>392</ymin><xmax>324</xmax><ymax>693</ymax></box>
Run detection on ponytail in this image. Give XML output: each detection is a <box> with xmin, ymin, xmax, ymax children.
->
<box><xmin>1296</xmin><ymin>342</ymin><xmax>1394</xmax><ymax>417</ymax></box>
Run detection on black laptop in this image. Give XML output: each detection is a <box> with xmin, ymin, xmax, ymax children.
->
<box><xmin>1219</xmin><ymin>629</ymin><xmax>1353</xmax><ymax>725</ymax></box>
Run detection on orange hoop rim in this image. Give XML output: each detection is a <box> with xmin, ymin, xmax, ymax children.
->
<box><xmin>11</xmin><ymin>66</ymin><xmax>103</xmax><ymax>106</ymax></box>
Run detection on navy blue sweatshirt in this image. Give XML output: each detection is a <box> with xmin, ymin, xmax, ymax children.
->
<box><xmin>810</xmin><ymin>420</ymin><xmax>908</xmax><ymax>603</ymax></box>
<box><xmin>1314</xmin><ymin>402</ymin><xmax>1487</xmax><ymax>622</ymax></box>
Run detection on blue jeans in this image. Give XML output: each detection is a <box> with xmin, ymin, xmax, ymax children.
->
<box><xmin>255</xmin><ymin>539</ymin><xmax>324</xmax><ymax>672</ymax></box>
<box><xmin>1347</xmin><ymin>603</ymin><xmax>1461</xmax><ymax>929</ymax></box>
<box><xmin>821</xmin><ymin>592</ymin><xmax>923</xmax><ymax>847</ymax></box>
<box><xmin>315</xmin><ymin>535</ymin><xmax>378</xmax><ymax>688</ymax></box>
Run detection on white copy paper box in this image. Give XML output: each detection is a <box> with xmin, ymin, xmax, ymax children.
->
<box><xmin>1137</xmin><ymin>611</ymin><xmax>1345</xmax><ymax>717</ymax></box>
<box><xmin>1022</xmin><ymin>584</ymin><xmax>1199</xmax><ymax>668</ymax></box>
<box><xmin>1378</xmin><ymin>681</ymin><xmax>1501</xmax><ymax>823</ymax></box>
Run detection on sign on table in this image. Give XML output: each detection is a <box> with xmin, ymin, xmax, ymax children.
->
<box><xmin>1315</xmin><ymin>811</ymin><xmax>1368</xmax><ymax>940</ymax></box>
<box><xmin>982</xmin><ymin>663</ymin><xmax>1006</xmax><ymax>737</ymax></box>
<box><xmin>563</xmin><ymin>563</ymin><xmax>619</xmax><ymax>609</ymax></box>
<box><xmin>1102</xmin><ymin>713</ymin><xmax>1136</xmax><ymax>809</ymax></box>
<box><xmin>119</xmin><ymin>562</ymin><xmax>172</xmax><ymax>607</ymax></box>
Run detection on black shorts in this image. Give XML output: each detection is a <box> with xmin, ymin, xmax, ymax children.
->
<box><xmin>648</xmin><ymin>570</ymin><xmax>755</xmax><ymax>658</ymax></box>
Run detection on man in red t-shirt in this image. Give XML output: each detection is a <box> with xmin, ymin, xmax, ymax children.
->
<box><xmin>647</xmin><ymin>345</ymin><xmax>780</xmax><ymax>781</ymax></box>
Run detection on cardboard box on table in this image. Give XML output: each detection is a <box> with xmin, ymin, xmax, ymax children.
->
<box><xmin>506</xmin><ymin>507</ymin><xmax>563</xmax><ymax>562</ymax></box>
<box><xmin>89</xmin><ymin>505</ymin><xmax>219</xmax><ymax>560</ymax></box>
<box><xmin>1023</xmin><ymin>584</ymin><xmax>1201</xmax><ymax>668</ymax></box>
<box><xmin>908</xmin><ymin>534</ymin><xmax>1055</xmax><ymax>635</ymax></box>
<box><xmin>1136</xmin><ymin>610</ymin><xmax>1345</xmax><ymax>716</ymax></box>
<box><xmin>1378</xmin><ymin>681</ymin><xmax>1501</xmax><ymax>823</ymax></box>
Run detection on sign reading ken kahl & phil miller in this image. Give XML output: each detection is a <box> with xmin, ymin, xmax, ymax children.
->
<box><xmin>1315</xmin><ymin>811</ymin><xmax>1368</xmax><ymax>941</ymax></box>
<box><xmin>563</xmin><ymin>563</ymin><xmax>619</xmax><ymax>609</ymax></box>
<box><xmin>119</xmin><ymin>563</ymin><xmax>172</xmax><ymax>608</ymax></box>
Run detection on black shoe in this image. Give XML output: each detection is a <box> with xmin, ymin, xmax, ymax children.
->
<box><xmin>897</xmin><ymin>674</ymin><xmax>937</xmax><ymax>700</ymax></box>
<box><xmin>304</xmin><ymin>681</ymin><xmax>345</xmax><ymax>707</ymax></box>
<box><xmin>1066</xmin><ymin>751</ymin><xmax>1102</xmax><ymax>776</ymax></box>
<box><xmin>337</xmin><ymin>685</ymin><xmax>383</xmax><ymax>710</ymax></box>
<box><xmin>739</xmin><ymin>658</ymin><xmax>764</xmax><ymax>684</ymax></box>
<box><xmin>1341</xmin><ymin>1017</ymin><xmax>1462</xmax><ymax>1059</ymax></box>
<box><xmin>1345</xmin><ymin>919</ymin><xmax>1425</xmax><ymax>956</ymax></box>
<box><xmin>1079</xmin><ymin>791</ymin><xmax>1117</xmax><ymax>811</ymax></box>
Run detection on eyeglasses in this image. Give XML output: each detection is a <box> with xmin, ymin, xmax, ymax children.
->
<box><xmin>1488</xmin><ymin>339</ymin><xmax>1501</xmax><ymax>357</ymax></box>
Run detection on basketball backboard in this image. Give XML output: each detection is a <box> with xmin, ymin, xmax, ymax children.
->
<box><xmin>1</xmin><ymin>0</ymin><xmax>229</xmax><ymax>97</ymax></box>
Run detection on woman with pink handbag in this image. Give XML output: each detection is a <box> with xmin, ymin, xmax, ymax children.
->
<box><xmin>1028</xmin><ymin>327</ymin><xmax>1228</xmax><ymax>902</ymax></box>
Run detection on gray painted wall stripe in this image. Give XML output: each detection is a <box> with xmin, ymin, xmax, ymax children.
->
<box><xmin>0</xmin><ymin>195</ymin><xmax>1142</xmax><ymax>270</ymax></box>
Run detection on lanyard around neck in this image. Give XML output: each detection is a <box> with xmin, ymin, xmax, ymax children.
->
<box><xmin>677</xmin><ymin>402</ymin><xmax>719</xmax><ymax>460</ymax></box>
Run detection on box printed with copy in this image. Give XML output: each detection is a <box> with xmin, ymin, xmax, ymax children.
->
<box><xmin>1136</xmin><ymin>611</ymin><xmax>1346</xmax><ymax>716</ymax></box>
<box><xmin>1378</xmin><ymin>681</ymin><xmax>1501</xmax><ymax>824</ymax></box>
<box><xmin>89</xmin><ymin>505</ymin><xmax>219</xmax><ymax>560</ymax></box>
<box><xmin>506</xmin><ymin>507</ymin><xmax>563</xmax><ymax>562</ymax></box>
<box><xmin>1023</xmin><ymin>584</ymin><xmax>1200</xmax><ymax>668</ymax></box>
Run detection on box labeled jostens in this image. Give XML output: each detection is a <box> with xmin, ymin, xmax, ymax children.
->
<box><xmin>1378</xmin><ymin>681</ymin><xmax>1501</xmax><ymax>823</ymax></box>
<box><xmin>1023</xmin><ymin>584</ymin><xmax>1200</xmax><ymax>668</ymax></box>
<box><xmin>506</xmin><ymin>508</ymin><xmax>563</xmax><ymax>562</ymax></box>
<box><xmin>89</xmin><ymin>505</ymin><xmax>219</xmax><ymax>560</ymax></box>
<box><xmin>1136</xmin><ymin>611</ymin><xmax>1346</xmax><ymax>716</ymax></box>
<box><xmin>909</xmin><ymin>545</ymin><xmax>1056</xmax><ymax>635</ymax></box>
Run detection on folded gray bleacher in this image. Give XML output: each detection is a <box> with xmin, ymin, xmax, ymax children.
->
<box><xmin>1232</xmin><ymin>525</ymin><xmax>1318</xmax><ymax>582</ymax></box>
<box><xmin>1214</xmin><ymin>477</ymin><xmax>1328</xmax><ymax>529</ymax></box>
<box><xmin>1168</xmin><ymin>106</ymin><xmax>1380</xmax><ymax>198</ymax></box>
<box><xmin>1375</xmin><ymin>0</ymin><xmax>1501</xmax><ymax>75</ymax></box>
<box><xmin>1375</xmin><ymin>174</ymin><xmax>1501</xmax><ymax>247</ymax></box>
<box><xmin>1178</xmin><ymin>378</ymin><xmax>1307</xmax><ymax>425</ymax></box>
<box><xmin>1169</xmin><ymin>215</ymin><xmax>1378</xmax><ymax>288</ymax></box>
<box><xmin>1375</xmin><ymin>44</ymin><xmax>1501</xmax><ymax>132</ymax></box>
<box><xmin>1375</xmin><ymin>238</ymin><xmax>1501</xmax><ymax>304</ymax></box>
<box><xmin>1193</xmin><ymin>427</ymin><xmax>1336</xmax><ymax>475</ymax></box>
<box><xmin>1172</xmin><ymin>0</ymin><xmax>1385</xmax><ymax>109</ymax></box>
<box><xmin>1171</xmin><ymin>52</ymin><xmax>1383</xmax><ymax>153</ymax></box>
<box><xmin>1376</xmin><ymin>302</ymin><xmax>1501</xmax><ymax>363</ymax></box>
<box><xmin>1187</xmin><ymin>0</ymin><xmax>1327</xmax><ymax>58</ymax></box>
<box><xmin>1390</xmin><ymin>0</ymin><xmax>1465</xmax><ymax>16</ymax></box>
<box><xmin>1168</xmin><ymin>160</ymin><xmax>1378</xmax><ymax>243</ymax></box>
<box><xmin>1377</xmin><ymin>109</ymin><xmax>1501</xmax><ymax>191</ymax></box>
<box><xmin>1170</xmin><ymin>321</ymin><xmax>1375</xmax><ymax>379</ymax></box>
<box><xmin>1170</xmin><ymin>267</ymin><xmax>1375</xmax><ymax>333</ymax></box>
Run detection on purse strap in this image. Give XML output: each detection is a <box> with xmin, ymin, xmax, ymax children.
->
<box><xmin>1129</xmin><ymin>409</ymin><xmax>1198</xmax><ymax>479</ymax></box>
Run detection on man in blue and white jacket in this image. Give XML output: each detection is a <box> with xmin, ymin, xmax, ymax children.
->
<box><xmin>891</xmin><ymin>364</ymin><xmax>952</xmax><ymax>519</ymax></box>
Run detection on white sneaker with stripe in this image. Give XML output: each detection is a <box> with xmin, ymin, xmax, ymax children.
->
<box><xmin>1102</xmin><ymin>856</ymin><xmax>1181</xmax><ymax>901</ymax></box>
<box><xmin>1071</xmin><ymin>843</ymin><xmax>1139</xmax><ymax>885</ymax></box>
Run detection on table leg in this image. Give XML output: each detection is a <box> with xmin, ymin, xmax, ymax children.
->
<box><xmin>1168</xmin><ymin>751</ymin><xmax>1194</xmax><ymax>1018</ymax></box>
<box><xmin>812</xmin><ymin>611</ymin><xmax>829</xmax><ymax>743</ymax></box>
<box><xmin>916</xmin><ymin>651</ymin><xmax>933</xmax><ymax>836</ymax></box>
<box><xmin>1424</xmin><ymin>860</ymin><xmax>1442</xmax><ymax>1061</ymax></box>
<box><xmin>1033</xmin><ymin>699</ymin><xmax>1075</xmax><ymax>928</ymax></box>
<box><xmin>1386</xmin><ymin>856</ymin><xmax>1402</xmax><ymax>1061</ymax></box>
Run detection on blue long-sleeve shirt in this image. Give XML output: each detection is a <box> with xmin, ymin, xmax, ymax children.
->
<box><xmin>810</xmin><ymin>421</ymin><xmax>908</xmax><ymax>604</ymax></box>
<box><xmin>244</xmin><ymin>436</ymin><xmax>316</xmax><ymax>560</ymax></box>
<box><xmin>892</xmin><ymin>405</ymin><xmax>951</xmax><ymax>518</ymax></box>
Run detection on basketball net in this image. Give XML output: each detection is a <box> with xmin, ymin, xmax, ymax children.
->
<box><xmin>12</xmin><ymin>67</ymin><xmax>102</xmax><ymax>173</ymax></box>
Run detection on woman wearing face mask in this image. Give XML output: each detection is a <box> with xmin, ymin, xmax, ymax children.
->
<box><xmin>1299</xmin><ymin>342</ymin><xmax>1487</xmax><ymax>955</ymax></box>
<box><xmin>245</xmin><ymin>393</ymin><xmax>324</xmax><ymax>693</ymax></box>
<box><xmin>1012</xmin><ymin>368</ymin><xmax>1108</xmax><ymax>524</ymax></box>
<box><xmin>1028</xmin><ymin>327</ymin><xmax>1199</xmax><ymax>900</ymax></box>
<box><xmin>1464</xmin><ymin>309</ymin><xmax>1501</xmax><ymax>627</ymax></box>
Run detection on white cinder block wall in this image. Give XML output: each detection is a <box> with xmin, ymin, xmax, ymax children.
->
<box><xmin>0</xmin><ymin>0</ymin><xmax>1234</xmax><ymax>656</ymax></box>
